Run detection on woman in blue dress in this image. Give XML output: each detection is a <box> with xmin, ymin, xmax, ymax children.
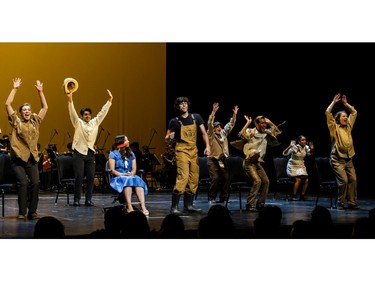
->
<box><xmin>108</xmin><ymin>135</ymin><xmax>149</xmax><ymax>216</ymax></box>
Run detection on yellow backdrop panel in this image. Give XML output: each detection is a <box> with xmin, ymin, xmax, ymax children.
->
<box><xmin>0</xmin><ymin>43</ymin><xmax>166</xmax><ymax>159</ymax></box>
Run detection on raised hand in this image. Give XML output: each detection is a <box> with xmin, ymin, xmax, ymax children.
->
<box><xmin>107</xmin><ymin>89</ymin><xmax>113</xmax><ymax>102</ymax></box>
<box><xmin>13</xmin><ymin>77</ymin><xmax>22</xmax><ymax>89</ymax></box>
<box><xmin>34</xmin><ymin>80</ymin><xmax>43</xmax><ymax>92</ymax></box>
<box><xmin>333</xmin><ymin>93</ymin><xmax>341</xmax><ymax>103</ymax></box>
<box><xmin>212</xmin><ymin>102</ymin><xmax>219</xmax><ymax>114</ymax></box>
<box><xmin>342</xmin><ymin>95</ymin><xmax>347</xmax><ymax>104</ymax></box>
<box><xmin>244</xmin><ymin>115</ymin><xmax>252</xmax><ymax>123</ymax></box>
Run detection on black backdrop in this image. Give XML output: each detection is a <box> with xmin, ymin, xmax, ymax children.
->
<box><xmin>166</xmin><ymin>43</ymin><xmax>374</xmax><ymax>197</ymax></box>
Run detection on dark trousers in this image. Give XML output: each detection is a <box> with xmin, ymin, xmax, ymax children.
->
<box><xmin>207</xmin><ymin>157</ymin><xmax>229</xmax><ymax>201</ymax></box>
<box><xmin>11</xmin><ymin>156</ymin><xmax>40</xmax><ymax>215</ymax></box>
<box><xmin>73</xmin><ymin>149</ymin><xmax>95</xmax><ymax>202</ymax></box>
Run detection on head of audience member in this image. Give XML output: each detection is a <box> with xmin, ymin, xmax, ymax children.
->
<box><xmin>352</xmin><ymin>217</ymin><xmax>375</xmax><ymax>239</ymax></box>
<box><xmin>104</xmin><ymin>206</ymin><xmax>127</xmax><ymax>237</ymax></box>
<box><xmin>157</xmin><ymin>214</ymin><xmax>185</xmax><ymax>239</ymax></box>
<box><xmin>310</xmin><ymin>205</ymin><xmax>334</xmax><ymax>238</ymax></box>
<box><xmin>290</xmin><ymin>219</ymin><xmax>312</xmax><ymax>239</ymax></box>
<box><xmin>121</xmin><ymin>210</ymin><xmax>151</xmax><ymax>239</ymax></box>
<box><xmin>158</xmin><ymin>213</ymin><xmax>185</xmax><ymax>239</ymax></box>
<box><xmin>34</xmin><ymin>216</ymin><xmax>65</xmax><ymax>238</ymax></box>
<box><xmin>253</xmin><ymin>205</ymin><xmax>283</xmax><ymax>238</ymax></box>
<box><xmin>198</xmin><ymin>205</ymin><xmax>235</xmax><ymax>238</ymax></box>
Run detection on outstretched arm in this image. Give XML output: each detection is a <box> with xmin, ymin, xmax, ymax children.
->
<box><xmin>5</xmin><ymin>78</ymin><xmax>22</xmax><ymax>116</ymax></box>
<box><xmin>36</xmin><ymin>80</ymin><xmax>48</xmax><ymax>120</ymax></box>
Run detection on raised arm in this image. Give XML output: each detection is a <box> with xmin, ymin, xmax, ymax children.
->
<box><xmin>5</xmin><ymin>78</ymin><xmax>22</xmax><ymax>116</ymax></box>
<box><xmin>342</xmin><ymin>94</ymin><xmax>356</xmax><ymax>113</ymax></box>
<box><xmin>93</xmin><ymin>89</ymin><xmax>114</xmax><ymax>126</ymax></box>
<box><xmin>265</xmin><ymin>117</ymin><xmax>281</xmax><ymax>136</ymax></box>
<box><xmin>282</xmin><ymin>140</ymin><xmax>296</xmax><ymax>156</ymax></box>
<box><xmin>207</xmin><ymin>102</ymin><xmax>219</xmax><ymax>135</ymax></box>
<box><xmin>106</xmin><ymin>89</ymin><xmax>113</xmax><ymax>103</ymax></box>
<box><xmin>326</xmin><ymin>93</ymin><xmax>341</xmax><ymax>114</ymax></box>
<box><xmin>239</xmin><ymin>115</ymin><xmax>252</xmax><ymax>139</ymax></box>
<box><xmin>66</xmin><ymin>87</ymin><xmax>80</xmax><ymax>125</ymax></box>
<box><xmin>35</xmin><ymin>80</ymin><xmax>48</xmax><ymax>120</ymax></box>
<box><xmin>232</xmin><ymin>105</ymin><xmax>239</xmax><ymax>122</ymax></box>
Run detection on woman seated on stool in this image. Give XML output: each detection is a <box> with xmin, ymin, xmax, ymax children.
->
<box><xmin>108</xmin><ymin>135</ymin><xmax>149</xmax><ymax>216</ymax></box>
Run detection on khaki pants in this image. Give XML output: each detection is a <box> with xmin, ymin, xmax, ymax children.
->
<box><xmin>330</xmin><ymin>154</ymin><xmax>357</xmax><ymax>205</ymax></box>
<box><xmin>173</xmin><ymin>145</ymin><xmax>199</xmax><ymax>195</ymax></box>
<box><xmin>243</xmin><ymin>161</ymin><xmax>269</xmax><ymax>207</ymax></box>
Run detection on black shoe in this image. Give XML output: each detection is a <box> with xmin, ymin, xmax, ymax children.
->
<box><xmin>245</xmin><ymin>204</ymin><xmax>258</xmax><ymax>212</ymax></box>
<box><xmin>299</xmin><ymin>195</ymin><xmax>306</xmax><ymax>201</ymax></box>
<box><xmin>73</xmin><ymin>201</ymin><xmax>80</xmax><ymax>206</ymax></box>
<box><xmin>208</xmin><ymin>200</ymin><xmax>216</xmax><ymax>205</ymax></box>
<box><xmin>27</xmin><ymin>212</ymin><xmax>39</xmax><ymax>220</ymax></box>
<box><xmin>348</xmin><ymin>204</ymin><xmax>360</xmax><ymax>210</ymax></box>
<box><xmin>183</xmin><ymin>206</ymin><xmax>202</xmax><ymax>214</ymax></box>
<box><xmin>291</xmin><ymin>194</ymin><xmax>299</xmax><ymax>201</ymax></box>
<box><xmin>170</xmin><ymin>207</ymin><xmax>182</xmax><ymax>215</ymax></box>
<box><xmin>256</xmin><ymin>203</ymin><xmax>265</xmax><ymax>210</ymax></box>
<box><xmin>85</xmin><ymin>201</ymin><xmax>94</xmax><ymax>207</ymax></box>
<box><xmin>338</xmin><ymin>202</ymin><xmax>346</xmax><ymax>210</ymax></box>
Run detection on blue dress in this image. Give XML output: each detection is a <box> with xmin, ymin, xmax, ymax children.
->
<box><xmin>108</xmin><ymin>150</ymin><xmax>148</xmax><ymax>195</ymax></box>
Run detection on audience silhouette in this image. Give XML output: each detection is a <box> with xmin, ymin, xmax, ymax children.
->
<box><xmin>198</xmin><ymin>205</ymin><xmax>235</xmax><ymax>238</ymax></box>
<box><xmin>90</xmin><ymin>206</ymin><xmax>126</xmax><ymax>238</ymax></box>
<box><xmin>34</xmin><ymin>216</ymin><xmax>65</xmax><ymax>238</ymax></box>
<box><xmin>253</xmin><ymin>205</ymin><xmax>283</xmax><ymax>238</ymax></box>
<box><xmin>157</xmin><ymin>213</ymin><xmax>186</xmax><ymax>238</ymax></box>
<box><xmin>121</xmin><ymin>210</ymin><xmax>151</xmax><ymax>238</ymax></box>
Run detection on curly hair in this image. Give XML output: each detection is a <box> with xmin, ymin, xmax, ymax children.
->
<box><xmin>174</xmin><ymin>96</ymin><xmax>190</xmax><ymax>113</ymax></box>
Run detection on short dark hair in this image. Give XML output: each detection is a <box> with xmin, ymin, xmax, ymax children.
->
<box><xmin>174</xmin><ymin>97</ymin><xmax>190</xmax><ymax>113</ymax></box>
<box><xmin>80</xmin><ymin>107</ymin><xmax>92</xmax><ymax>116</ymax></box>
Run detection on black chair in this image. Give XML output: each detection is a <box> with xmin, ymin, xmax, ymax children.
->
<box><xmin>225</xmin><ymin>155</ymin><xmax>252</xmax><ymax>211</ymax></box>
<box><xmin>103</xmin><ymin>160</ymin><xmax>147</xmax><ymax>212</ymax></box>
<box><xmin>103</xmin><ymin>160</ymin><xmax>123</xmax><ymax>211</ymax></box>
<box><xmin>0</xmin><ymin>154</ymin><xmax>19</xmax><ymax>216</ymax></box>
<box><xmin>273</xmin><ymin>157</ymin><xmax>294</xmax><ymax>200</ymax></box>
<box><xmin>314</xmin><ymin>156</ymin><xmax>338</xmax><ymax>208</ymax></box>
<box><xmin>54</xmin><ymin>155</ymin><xmax>75</xmax><ymax>205</ymax></box>
<box><xmin>94</xmin><ymin>153</ymin><xmax>107</xmax><ymax>189</ymax></box>
<box><xmin>195</xmin><ymin>156</ymin><xmax>211</xmax><ymax>200</ymax></box>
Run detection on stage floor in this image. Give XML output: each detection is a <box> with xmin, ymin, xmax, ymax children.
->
<box><xmin>1</xmin><ymin>187</ymin><xmax>374</xmax><ymax>239</ymax></box>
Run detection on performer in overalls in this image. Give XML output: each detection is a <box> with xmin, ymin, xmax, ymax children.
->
<box><xmin>165</xmin><ymin>97</ymin><xmax>210</xmax><ymax>215</ymax></box>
